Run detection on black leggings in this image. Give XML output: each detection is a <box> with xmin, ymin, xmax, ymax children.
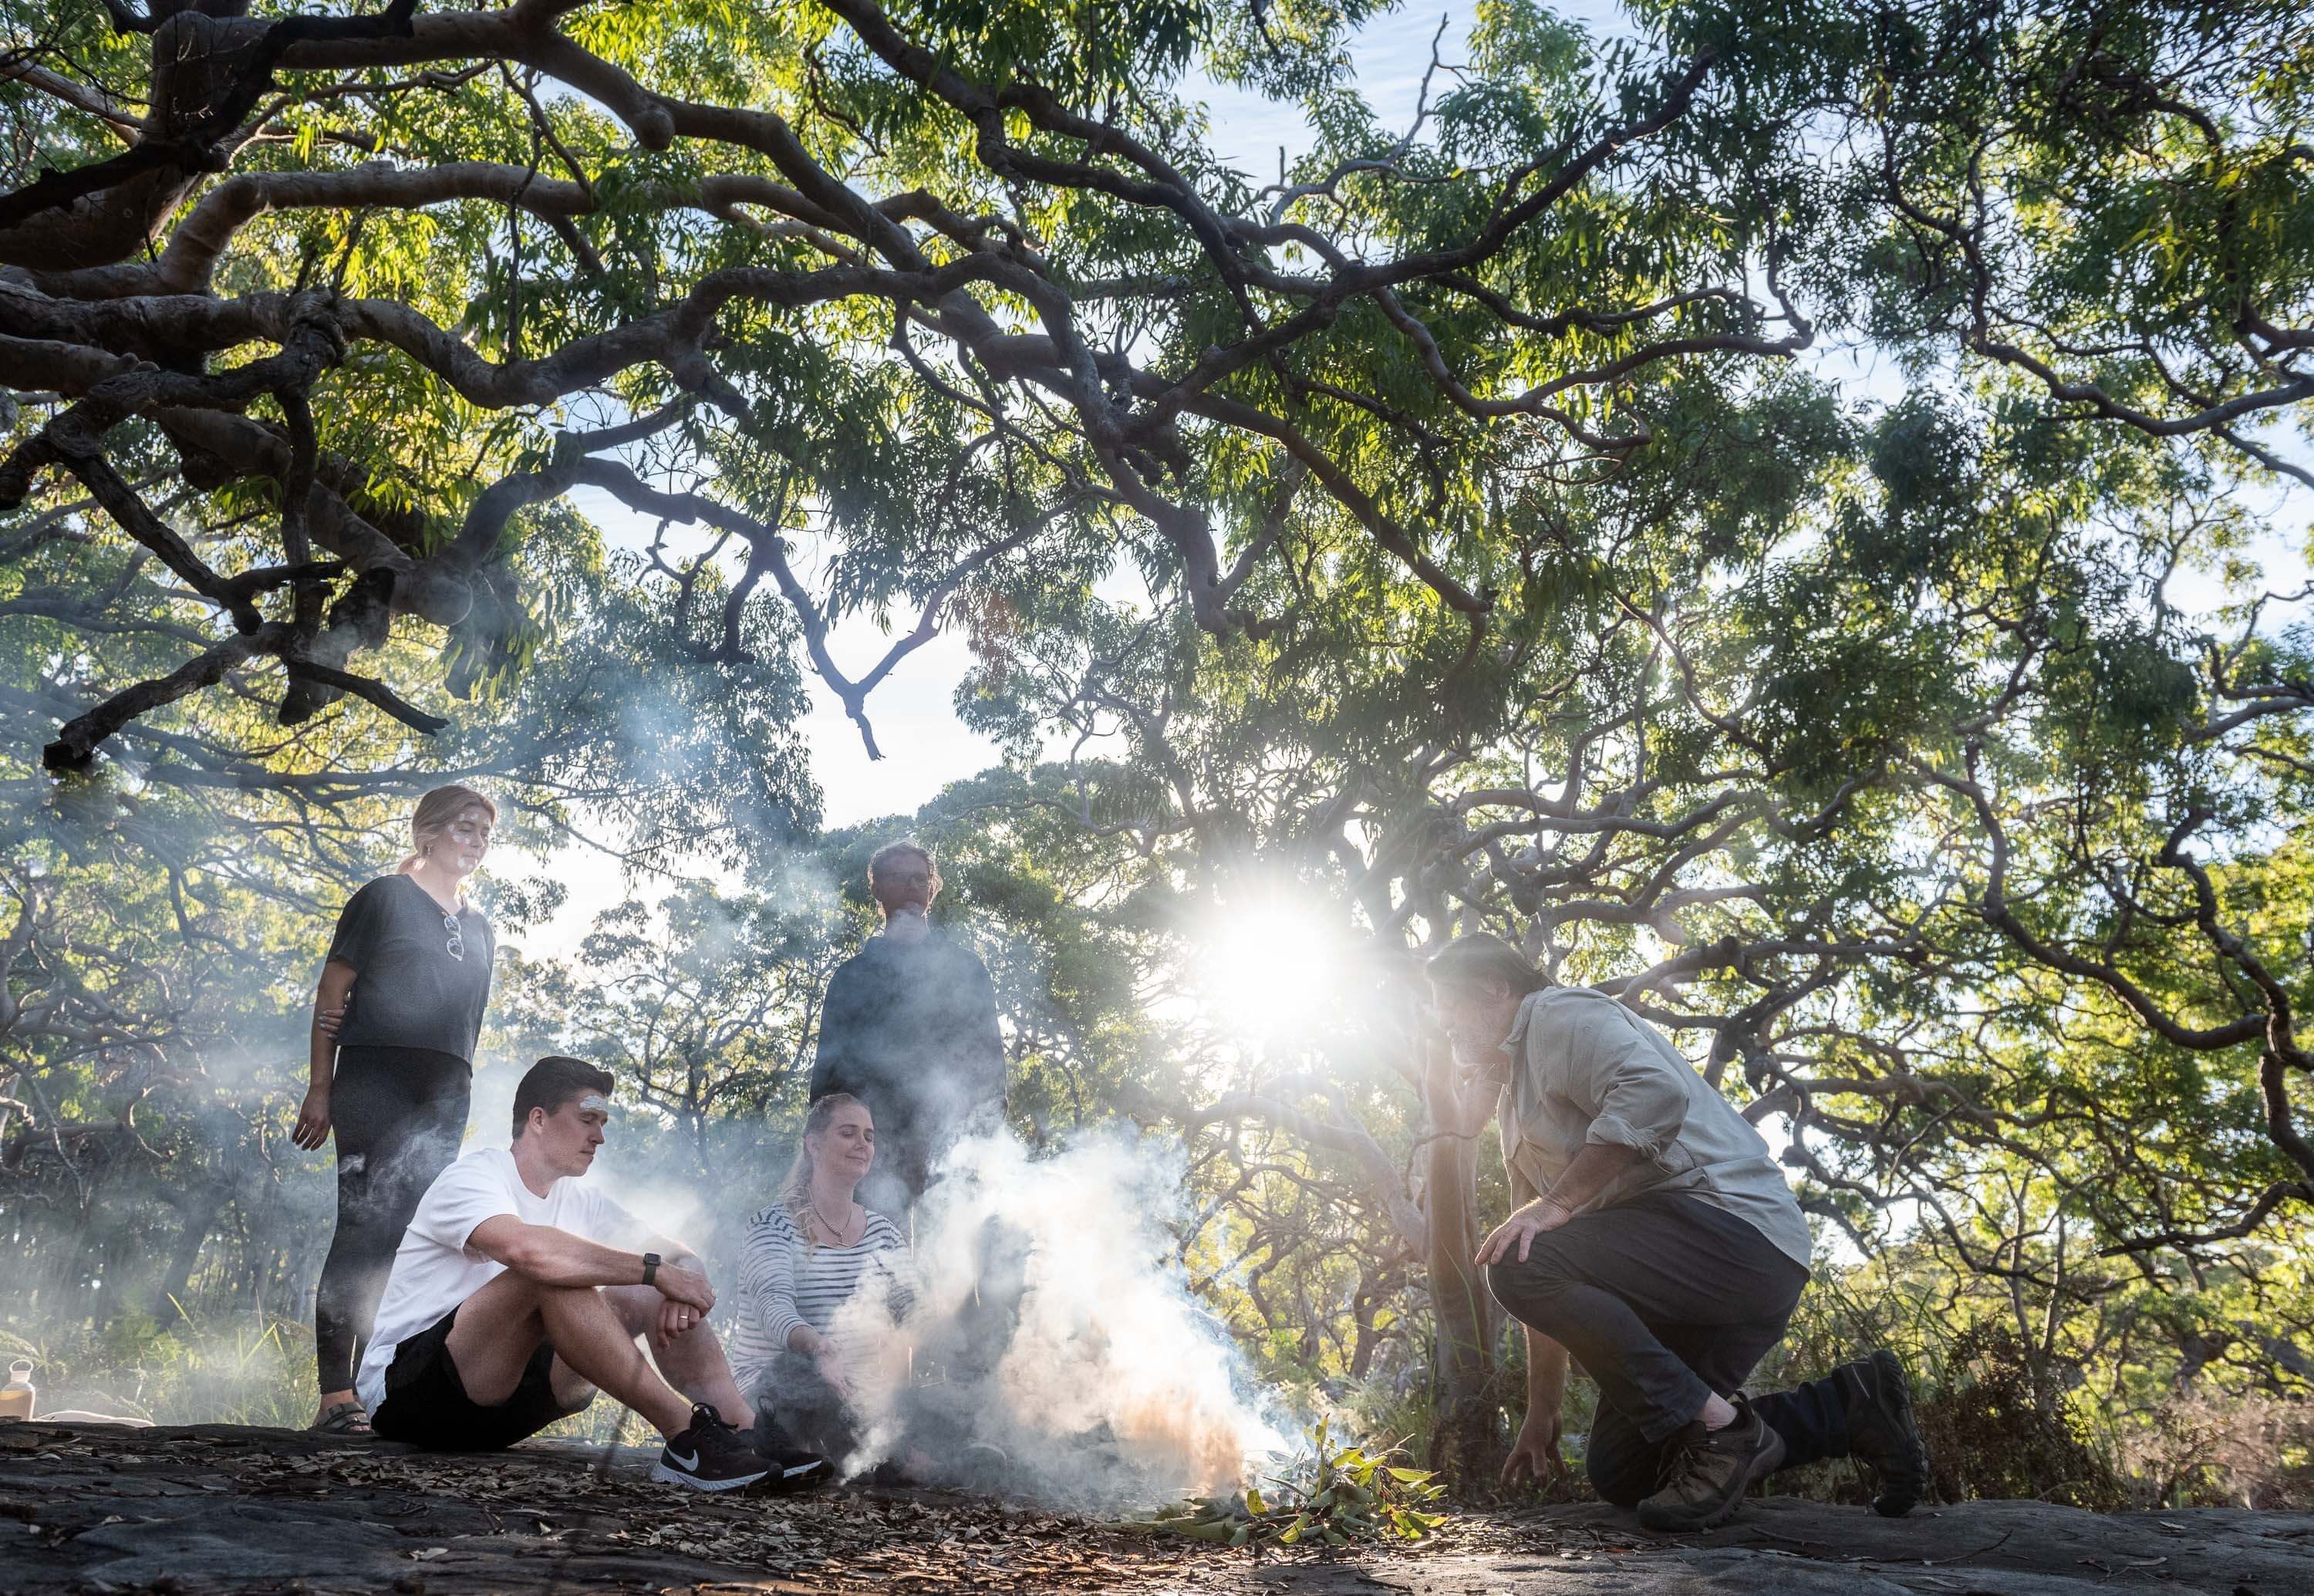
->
<box><xmin>314</xmin><ymin>1046</ymin><xmax>471</xmax><ymax>1396</ymax></box>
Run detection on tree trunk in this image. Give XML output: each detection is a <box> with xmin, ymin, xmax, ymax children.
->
<box><xmin>46</xmin><ymin>1197</ymin><xmax>100</xmax><ymax>1327</ymax></box>
<box><xmin>1421</xmin><ymin>1034</ymin><xmax>1505</xmax><ymax>1490</ymax></box>
<box><xmin>1348</xmin><ymin>1284</ymin><xmax>1382</xmax><ymax>1379</ymax></box>
<box><xmin>150</xmin><ymin>1185</ymin><xmax>223</xmax><ymax>1321</ymax></box>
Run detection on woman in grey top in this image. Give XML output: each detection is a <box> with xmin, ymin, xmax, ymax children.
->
<box><xmin>293</xmin><ymin>785</ymin><xmax>498</xmax><ymax>1434</ymax></box>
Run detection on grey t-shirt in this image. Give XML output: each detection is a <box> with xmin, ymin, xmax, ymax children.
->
<box><xmin>326</xmin><ymin>876</ymin><xmax>495</xmax><ymax>1064</ymax></box>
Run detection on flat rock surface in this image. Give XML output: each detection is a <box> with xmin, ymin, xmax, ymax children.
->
<box><xmin>2</xmin><ymin>1421</ymin><xmax>2309</xmax><ymax>1595</ymax></box>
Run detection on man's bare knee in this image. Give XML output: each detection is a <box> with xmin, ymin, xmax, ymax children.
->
<box><xmin>533</xmin><ymin>1282</ymin><xmax>619</xmax><ymax>1327</ymax></box>
<box><xmin>602</xmin><ymin>1284</ymin><xmax>660</xmax><ymax>1337</ymax></box>
<box><xmin>445</xmin><ymin>1273</ymin><xmax>553</xmax><ymax>1349</ymax></box>
<box><xmin>457</xmin><ymin>1267</ymin><xmax>552</xmax><ymax>1318</ymax></box>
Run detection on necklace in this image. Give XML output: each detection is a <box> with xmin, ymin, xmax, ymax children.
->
<box><xmin>808</xmin><ymin>1200</ymin><xmax>860</xmax><ymax>1246</ymax></box>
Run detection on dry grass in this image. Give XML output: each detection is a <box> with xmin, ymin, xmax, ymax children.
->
<box><xmin>2120</xmin><ymin>1389</ymin><xmax>2314</xmax><ymax>1510</ymax></box>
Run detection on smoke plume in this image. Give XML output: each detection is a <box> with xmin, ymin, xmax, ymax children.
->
<box><xmin>828</xmin><ymin>1126</ymin><xmax>1289</xmax><ymax>1510</ymax></box>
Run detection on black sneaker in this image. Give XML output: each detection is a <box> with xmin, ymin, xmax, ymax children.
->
<box><xmin>653</xmin><ymin>1404</ymin><xmax>789</xmax><ymax>1493</ymax></box>
<box><xmin>1840</xmin><ymin>1348</ymin><xmax>1930</xmax><ymax>1517</ymax></box>
<box><xmin>1636</xmin><ymin>1394</ymin><xmax>1786</xmax><ymax>1532</ymax></box>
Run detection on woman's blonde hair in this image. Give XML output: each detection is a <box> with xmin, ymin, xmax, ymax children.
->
<box><xmin>396</xmin><ymin>785</ymin><xmax>498</xmax><ymax>885</ymax></box>
<box><xmin>781</xmin><ymin>1092</ymin><xmax>870</xmax><ymax>1250</ymax></box>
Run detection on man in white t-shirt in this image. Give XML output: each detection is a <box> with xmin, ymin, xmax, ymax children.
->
<box><xmin>359</xmin><ymin>1055</ymin><xmax>825</xmax><ymax>1491</ymax></box>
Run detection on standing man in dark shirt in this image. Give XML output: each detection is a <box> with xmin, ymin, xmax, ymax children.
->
<box><xmin>810</xmin><ymin>840</ymin><xmax>1005</xmax><ymax>1216</ymax></box>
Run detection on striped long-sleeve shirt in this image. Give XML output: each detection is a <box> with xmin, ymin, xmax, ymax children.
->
<box><xmin>727</xmin><ymin>1203</ymin><xmax>916</xmax><ymax>1401</ymax></box>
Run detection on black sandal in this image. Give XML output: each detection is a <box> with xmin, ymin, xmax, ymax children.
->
<box><xmin>311</xmin><ymin>1401</ymin><xmax>371</xmax><ymax>1436</ymax></box>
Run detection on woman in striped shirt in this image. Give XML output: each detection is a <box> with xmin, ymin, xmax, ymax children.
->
<box><xmin>730</xmin><ymin>1093</ymin><xmax>917</xmax><ymax>1463</ymax></box>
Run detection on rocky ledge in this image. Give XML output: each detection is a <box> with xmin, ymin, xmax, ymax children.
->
<box><xmin>1</xmin><ymin>1421</ymin><xmax>2306</xmax><ymax>1596</ymax></box>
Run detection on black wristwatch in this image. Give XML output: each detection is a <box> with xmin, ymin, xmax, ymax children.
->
<box><xmin>641</xmin><ymin>1251</ymin><xmax>662</xmax><ymax>1287</ymax></box>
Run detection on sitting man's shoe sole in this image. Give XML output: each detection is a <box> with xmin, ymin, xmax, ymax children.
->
<box><xmin>651</xmin><ymin>1454</ymin><xmax>771</xmax><ymax>1490</ymax></box>
<box><xmin>1843</xmin><ymin>1348</ymin><xmax>1930</xmax><ymax>1517</ymax></box>
<box><xmin>1636</xmin><ymin>1399</ymin><xmax>1786</xmax><ymax>1533</ymax></box>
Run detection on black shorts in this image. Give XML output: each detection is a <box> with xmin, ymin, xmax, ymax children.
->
<box><xmin>371</xmin><ymin>1304</ymin><xmax>592</xmax><ymax>1451</ymax></box>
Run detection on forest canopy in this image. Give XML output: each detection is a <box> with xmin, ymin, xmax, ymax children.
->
<box><xmin>3</xmin><ymin>0</ymin><xmax>2311</xmax><ymax>1500</ymax></box>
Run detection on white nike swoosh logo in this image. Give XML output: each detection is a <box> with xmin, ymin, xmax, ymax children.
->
<box><xmin>666</xmin><ymin>1449</ymin><xmax>699</xmax><ymax>1470</ymax></box>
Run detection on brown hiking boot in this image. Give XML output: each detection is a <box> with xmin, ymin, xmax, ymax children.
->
<box><xmin>1840</xmin><ymin>1348</ymin><xmax>1930</xmax><ymax>1517</ymax></box>
<box><xmin>1636</xmin><ymin>1394</ymin><xmax>1786</xmax><ymax>1532</ymax></box>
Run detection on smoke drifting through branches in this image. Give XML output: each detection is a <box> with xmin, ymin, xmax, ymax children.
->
<box><xmin>834</xmin><ymin>1129</ymin><xmax>1289</xmax><ymax>1510</ymax></box>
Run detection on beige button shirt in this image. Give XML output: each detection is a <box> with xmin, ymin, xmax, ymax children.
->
<box><xmin>1497</xmin><ymin>987</ymin><xmax>1814</xmax><ymax>1270</ymax></box>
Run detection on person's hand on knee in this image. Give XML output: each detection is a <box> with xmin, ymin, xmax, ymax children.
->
<box><xmin>1477</xmin><ymin>1198</ymin><xmax>1573</xmax><ymax>1266</ymax></box>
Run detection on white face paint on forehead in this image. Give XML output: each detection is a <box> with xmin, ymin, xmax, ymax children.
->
<box><xmin>576</xmin><ymin>1094</ymin><xmax>616</xmax><ymax>1115</ymax></box>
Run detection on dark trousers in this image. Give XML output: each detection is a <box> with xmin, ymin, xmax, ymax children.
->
<box><xmin>755</xmin><ymin>1350</ymin><xmax>860</xmax><ymax>1460</ymax></box>
<box><xmin>755</xmin><ymin>1351</ymin><xmax>968</xmax><ymax>1467</ymax></box>
<box><xmin>314</xmin><ymin>1046</ymin><xmax>471</xmax><ymax>1395</ymax></box>
<box><xmin>1484</xmin><ymin>1191</ymin><xmax>1850</xmax><ymax>1508</ymax></box>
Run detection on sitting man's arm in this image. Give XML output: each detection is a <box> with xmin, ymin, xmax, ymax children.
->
<box><xmin>466</xmin><ymin>1216</ymin><xmax>715</xmax><ymax>1319</ymax></box>
<box><xmin>638</xmin><ymin>1232</ymin><xmax>715</xmax><ymax>1345</ymax></box>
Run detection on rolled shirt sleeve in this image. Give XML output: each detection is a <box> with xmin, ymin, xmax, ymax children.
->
<box><xmin>1560</xmin><ymin>999</ymin><xmax>1689</xmax><ymax>1161</ymax></box>
<box><xmin>1503</xmin><ymin>987</ymin><xmax>1816</xmax><ymax>1268</ymax></box>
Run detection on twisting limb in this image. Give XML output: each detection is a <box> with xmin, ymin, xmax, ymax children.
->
<box><xmin>571</xmin><ymin>457</ymin><xmax>1062</xmax><ymax>758</ymax></box>
<box><xmin>44</xmin><ymin>624</ymin><xmax>285</xmax><ymax>769</ymax></box>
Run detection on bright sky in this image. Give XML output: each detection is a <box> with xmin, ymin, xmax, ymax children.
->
<box><xmin>506</xmin><ymin>1</ymin><xmax>2311</xmax><ymax>958</ymax></box>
